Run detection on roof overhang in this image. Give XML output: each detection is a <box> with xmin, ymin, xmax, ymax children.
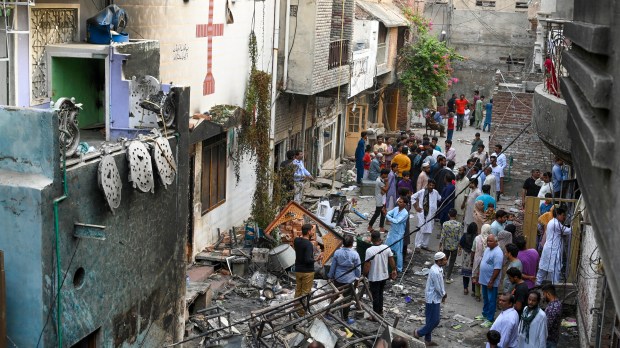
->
<box><xmin>356</xmin><ymin>1</ymin><xmax>408</xmax><ymax>28</ymax></box>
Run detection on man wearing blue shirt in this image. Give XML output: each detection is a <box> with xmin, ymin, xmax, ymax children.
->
<box><xmin>476</xmin><ymin>184</ymin><xmax>497</xmax><ymax>211</ymax></box>
<box><xmin>552</xmin><ymin>157</ymin><xmax>567</xmax><ymax>198</ymax></box>
<box><xmin>478</xmin><ymin>234</ymin><xmax>504</xmax><ymax>326</ymax></box>
<box><xmin>293</xmin><ymin>150</ymin><xmax>314</xmax><ymax>202</ymax></box>
<box><xmin>355</xmin><ymin>132</ymin><xmax>368</xmax><ymax>185</ymax></box>
<box><xmin>490</xmin><ymin>210</ymin><xmax>508</xmax><ymax>236</ymax></box>
<box><xmin>483</xmin><ymin>99</ymin><xmax>493</xmax><ymax>132</ymax></box>
<box><xmin>328</xmin><ymin>234</ymin><xmax>361</xmax><ymax>324</ymax></box>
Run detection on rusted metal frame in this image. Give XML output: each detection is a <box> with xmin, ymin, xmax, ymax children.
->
<box><xmin>249</xmin><ymin>285</ymin><xmax>350</xmax><ymax>320</ymax></box>
<box><xmin>258</xmin><ymin>302</ymin><xmax>352</xmax><ymax>337</ymax></box>
<box><xmin>358</xmin><ymin>302</ymin><xmax>393</xmax><ymax>328</ymax></box>
<box><xmin>340</xmin><ymin>335</ymin><xmax>380</xmax><ymax>348</ymax></box>
<box><xmin>323</xmin><ymin>310</ymin><xmax>372</xmax><ymax>337</ymax></box>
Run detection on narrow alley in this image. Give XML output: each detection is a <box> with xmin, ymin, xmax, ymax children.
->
<box><xmin>0</xmin><ymin>0</ymin><xmax>619</xmax><ymax>347</ymax></box>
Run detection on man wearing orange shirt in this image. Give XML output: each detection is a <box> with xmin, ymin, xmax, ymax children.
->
<box><xmin>391</xmin><ymin>145</ymin><xmax>411</xmax><ymax>180</ymax></box>
<box><xmin>454</xmin><ymin>94</ymin><xmax>469</xmax><ymax>131</ymax></box>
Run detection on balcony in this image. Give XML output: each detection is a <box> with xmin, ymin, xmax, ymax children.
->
<box><xmin>532</xmin><ymin>83</ymin><xmax>571</xmax><ymax>162</ymax></box>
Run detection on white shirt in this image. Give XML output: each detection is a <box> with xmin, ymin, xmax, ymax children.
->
<box><xmin>365</xmin><ymin>245</ymin><xmax>393</xmax><ymax>282</ymax></box>
<box><xmin>490</xmin><ymin>307</ymin><xmax>519</xmax><ymax>348</ymax></box>
<box><xmin>517</xmin><ymin>308</ymin><xmax>548</xmax><ymax>348</ymax></box>
<box><xmin>536</xmin><ymin>178</ymin><xmax>554</xmax><ymax>206</ymax></box>
<box><xmin>425</xmin><ymin>263</ymin><xmax>446</xmax><ymax>304</ymax></box>
<box><xmin>445</xmin><ymin>147</ymin><xmax>456</xmax><ymax>162</ymax></box>
<box><xmin>491</xmin><ymin>164</ymin><xmax>504</xmax><ymax>191</ymax></box>
<box><xmin>539</xmin><ymin>218</ymin><xmax>572</xmax><ymax>273</ymax></box>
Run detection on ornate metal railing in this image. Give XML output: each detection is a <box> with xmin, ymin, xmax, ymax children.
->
<box><xmin>542</xmin><ymin>19</ymin><xmax>570</xmax><ymax>98</ymax></box>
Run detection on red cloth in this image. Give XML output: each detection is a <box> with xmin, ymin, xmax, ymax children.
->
<box><xmin>363</xmin><ymin>153</ymin><xmax>371</xmax><ymax>170</ymax></box>
<box><xmin>447</xmin><ymin>117</ymin><xmax>455</xmax><ymax>130</ymax></box>
<box><xmin>544</xmin><ymin>58</ymin><xmax>559</xmax><ymax>97</ymax></box>
<box><xmin>455</xmin><ymin>99</ymin><xmax>469</xmax><ymax>114</ymax></box>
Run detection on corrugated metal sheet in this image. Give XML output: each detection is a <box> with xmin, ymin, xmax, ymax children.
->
<box><xmin>356</xmin><ymin>1</ymin><xmax>408</xmax><ymax>28</ymax></box>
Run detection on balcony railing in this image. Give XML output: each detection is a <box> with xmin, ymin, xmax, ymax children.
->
<box><xmin>543</xmin><ymin>19</ymin><xmax>570</xmax><ymax>98</ymax></box>
<box><xmin>328</xmin><ymin>40</ymin><xmax>349</xmax><ymax>70</ymax></box>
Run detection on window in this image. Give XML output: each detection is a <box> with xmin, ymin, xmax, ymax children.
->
<box><xmin>515</xmin><ymin>1</ymin><xmax>528</xmax><ymax>8</ymax></box>
<box><xmin>328</xmin><ymin>40</ymin><xmax>349</xmax><ymax>69</ymax></box>
<box><xmin>348</xmin><ymin>107</ymin><xmax>360</xmax><ymax>132</ymax></box>
<box><xmin>201</xmin><ymin>134</ymin><xmax>227</xmax><ymax>213</ymax></box>
<box><xmin>377</xmin><ymin>23</ymin><xmax>388</xmax><ymax>64</ymax></box>
<box><xmin>475</xmin><ymin>1</ymin><xmax>496</xmax><ymax>7</ymax></box>
<box><xmin>323</xmin><ymin>123</ymin><xmax>335</xmax><ymax>163</ymax></box>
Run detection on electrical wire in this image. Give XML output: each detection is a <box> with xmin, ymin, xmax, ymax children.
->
<box><xmin>167</xmin><ymin>120</ymin><xmax>534</xmax><ymax>347</ymax></box>
<box><xmin>35</xmin><ymin>239</ymin><xmax>82</xmax><ymax>348</ymax></box>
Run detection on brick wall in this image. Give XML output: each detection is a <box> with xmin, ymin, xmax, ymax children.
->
<box><xmin>489</xmin><ymin>91</ymin><xmax>555</xmax><ymax>182</ymax></box>
<box><xmin>311</xmin><ymin>0</ymin><xmax>353</xmax><ymax>94</ymax></box>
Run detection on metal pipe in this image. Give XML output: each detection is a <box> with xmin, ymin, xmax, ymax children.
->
<box><xmin>269</xmin><ymin>0</ymin><xmax>281</xmax><ymax>170</ymax></box>
<box><xmin>283</xmin><ymin>0</ymin><xmax>291</xmax><ymax>90</ymax></box>
<box><xmin>53</xmin><ymin>131</ymin><xmax>69</xmax><ymax>348</ymax></box>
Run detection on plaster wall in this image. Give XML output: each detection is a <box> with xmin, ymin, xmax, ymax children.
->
<box><xmin>192</xmin><ymin>142</ymin><xmax>257</xmax><ymax>258</ymax></box>
<box><xmin>115</xmin><ymin>0</ymin><xmax>275</xmax><ymax>115</ymax></box>
<box><xmin>0</xmin><ymin>107</ymin><xmax>56</xmax><ymax>347</ymax></box>
<box><xmin>0</xmin><ymin>88</ymin><xmax>190</xmax><ymax>347</ymax></box>
<box><xmin>424</xmin><ymin>4</ymin><xmax>534</xmax><ymax>97</ymax></box>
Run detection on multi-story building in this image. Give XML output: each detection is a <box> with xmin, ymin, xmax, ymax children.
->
<box><xmin>344</xmin><ymin>0</ymin><xmax>411</xmax><ymax>156</ymax></box>
<box><xmin>532</xmin><ymin>0</ymin><xmax>620</xmax><ymax>345</ymax></box>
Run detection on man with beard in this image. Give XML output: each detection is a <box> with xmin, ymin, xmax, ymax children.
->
<box><xmin>413</xmin><ymin>180</ymin><xmax>441</xmax><ymax>251</ymax></box>
<box><xmin>517</xmin><ymin>291</ymin><xmax>547</xmax><ymax>347</ymax></box>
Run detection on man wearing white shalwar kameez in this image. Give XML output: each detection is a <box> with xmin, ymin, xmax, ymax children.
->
<box><xmin>462</xmin><ymin>179</ymin><xmax>481</xmax><ymax>229</ymax></box>
<box><xmin>412</xmin><ymin>180</ymin><xmax>441</xmax><ymax>249</ymax></box>
<box><xmin>536</xmin><ymin>208</ymin><xmax>571</xmax><ymax>285</ymax></box>
<box><xmin>517</xmin><ymin>291</ymin><xmax>547</xmax><ymax>348</ymax></box>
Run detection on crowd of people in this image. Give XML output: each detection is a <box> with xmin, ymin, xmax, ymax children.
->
<box><xmin>286</xmin><ymin>89</ymin><xmax>572</xmax><ymax>347</ymax></box>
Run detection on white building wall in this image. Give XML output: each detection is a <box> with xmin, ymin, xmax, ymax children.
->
<box><xmin>116</xmin><ymin>0</ymin><xmax>275</xmax><ymax>114</ymax></box>
<box><xmin>350</xmin><ymin>20</ymin><xmax>378</xmax><ymax>97</ymax></box>
<box><xmin>115</xmin><ymin>0</ymin><xmax>274</xmax><ymax>257</ymax></box>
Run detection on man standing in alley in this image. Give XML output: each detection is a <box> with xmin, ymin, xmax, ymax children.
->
<box><xmin>537</xmin><ymin>207</ymin><xmax>571</xmax><ymax>285</ymax></box>
<box><xmin>522</xmin><ymin>169</ymin><xmax>541</xmax><ymax>206</ymax></box>
<box><xmin>328</xmin><ymin>234</ymin><xmax>361</xmax><ymax>324</ymax></box>
<box><xmin>543</xmin><ymin>283</ymin><xmax>562</xmax><ymax>348</ymax></box>
<box><xmin>483</xmin><ymin>98</ymin><xmax>493</xmax><ymax>132</ymax></box>
<box><xmin>445</xmin><ymin>140</ymin><xmax>456</xmax><ymax>162</ymax></box>
<box><xmin>294</xmin><ymin>224</ymin><xmax>316</xmax><ymax>315</ymax></box>
<box><xmin>475</xmin><ymin>95</ymin><xmax>485</xmax><ymax>129</ymax></box>
<box><xmin>414</xmin><ymin>252</ymin><xmax>448</xmax><ymax>346</ymax></box>
<box><xmin>490</xmin><ymin>210</ymin><xmax>508</xmax><ymax>236</ymax></box>
<box><xmin>439</xmin><ymin>209</ymin><xmax>462</xmax><ymax>284</ymax></box>
<box><xmin>490</xmin><ymin>293</ymin><xmax>519</xmax><ymax>348</ymax></box>
<box><xmin>552</xmin><ymin>157</ymin><xmax>567</xmax><ymax>198</ymax></box>
<box><xmin>470</xmin><ymin>135</ymin><xmax>486</xmax><ymax>162</ymax></box>
<box><xmin>514</xmin><ymin>236</ymin><xmax>538</xmax><ymax>289</ymax></box>
<box><xmin>355</xmin><ymin>131</ymin><xmax>368</xmax><ymax>185</ymax></box>
<box><xmin>385</xmin><ymin>197</ymin><xmax>410</xmax><ymax>273</ymax></box>
<box><xmin>517</xmin><ymin>291</ymin><xmax>548</xmax><ymax>348</ymax></box>
<box><xmin>447</xmin><ymin>93</ymin><xmax>457</xmax><ymax>114</ymax></box>
<box><xmin>368</xmin><ymin>169</ymin><xmax>389</xmax><ymax>233</ymax></box>
<box><xmin>476</xmin><ymin>184</ymin><xmax>497</xmax><ymax>211</ymax></box>
<box><xmin>493</xmin><ymin>144</ymin><xmax>507</xmax><ymax>171</ymax></box>
<box><xmin>363</xmin><ymin>231</ymin><xmax>397</xmax><ymax>317</ymax></box>
<box><xmin>455</xmin><ymin>94</ymin><xmax>469</xmax><ymax>131</ymax></box>
<box><xmin>507</xmin><ymin>267</ymin><xmax>529</xmax><ymax>318</ymax></box>
<box><xmin>490</xmin><ymin>154</ymin><xmax>504</xmax><ymax>201</ymax></box>
<box><xmin>417</xmin><ymin>162</ymin><xmax>431</xmax><ymax>191</ymax></box>
<box><xmin>413</xmin><ymin>180</ymin><xmax>442</xmax><ymax>251</ymax></box>
<box><xmin>293</xmin><ymin>150</ymin><xmax>314</xmax><ymax>203</ymax></box>
<box><xmin>478</xmin><ymin>234</ymin><xmax>504</xmax><ymax>327</ymax></box>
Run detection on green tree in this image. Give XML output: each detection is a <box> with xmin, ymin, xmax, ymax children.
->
<box><xmin>398</xmin><ymin>11</ymin><xmax>463</xmax><ymax>110</ymax></box>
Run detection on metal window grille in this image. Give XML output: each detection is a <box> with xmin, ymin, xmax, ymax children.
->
<box><xmin>328</xmin><ymin>40</ymin><xmax>349</xmax><ymax>69</ymax></box>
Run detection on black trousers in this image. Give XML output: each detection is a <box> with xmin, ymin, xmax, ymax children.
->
<box><xmin>369</xmin><ymin>206</ymin><xmax>385</xmax><ymax>228</ymax></box>
<box><xmin>334</xmin><ymin>281</ymin><xmax>354</xmax><ymax>319</ymax></box>
<box><xmin>369</xmin><ymin>279</ymin><xmax>387</xmax><ymax>315</ymax></box>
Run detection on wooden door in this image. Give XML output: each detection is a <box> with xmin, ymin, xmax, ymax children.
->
<box><xmin>344</xmin><ymin>103</ymin><xmax>367</xmax><ymax>157</ymax></box>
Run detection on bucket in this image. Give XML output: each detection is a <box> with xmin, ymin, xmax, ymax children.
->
<box><xmin>268</xmin><ymin>244</ymin><xmax>296</xmax><ymax>271</ymax></box>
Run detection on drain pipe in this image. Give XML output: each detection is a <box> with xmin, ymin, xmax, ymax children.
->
<box><xmin>53</xmin><ymin>129</ymin><xmax>69</xmax><ymax>348</ymax></box>
<box><xmin>282</xmin><ymin>0</ymin><xmax>291</xmax><ymax>90</ymax></box>
<box><xmin>269</xmin><ymin>0</ymin><xmax>281</xmax><ymax>169</ymax></box>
